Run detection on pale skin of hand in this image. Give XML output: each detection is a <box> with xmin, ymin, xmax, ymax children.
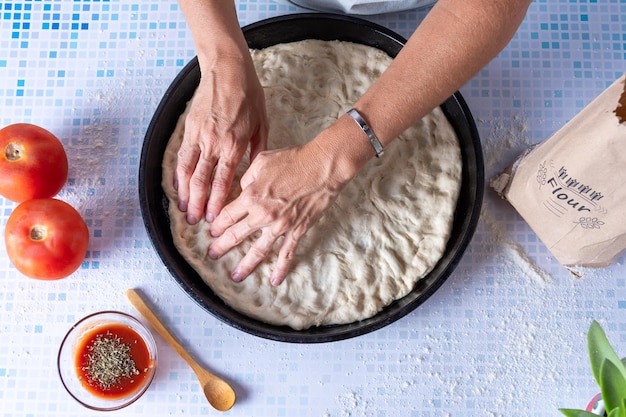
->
<box><xmin>175</xmin><ymin>1</ymin><xmax>268</xmax><ymax>224</ymax></box>
<box><xmin>206</xmin><ymin>115</ymin><xmax>382</xmax><ymax>287</ymax></box>
<box><xmin>180</xmin><ymin>0</ymin><xmax>533</xmax><ymax>286</ymax></box>
<box><xmin>208</xmin><ymin>137</ymin><xmax>346</xmax><ymax>286</ymax></box>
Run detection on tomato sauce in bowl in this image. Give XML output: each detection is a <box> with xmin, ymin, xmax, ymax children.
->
<box><xmin>58</xmin><ymin>311</ymin><xmax>157</xmax><ymax>411</ymax></box>
<box><xmin>75</xmin><ymin>323</ymin><xmax>152</xmax><ymax>399</ymax></box>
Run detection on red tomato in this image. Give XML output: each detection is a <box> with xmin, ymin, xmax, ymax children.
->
<box><xmin>0</xmin><ymin>123</ymin><xmax>69</xmax><ymax>202</ymax></box>
<box><xmin>4</xmin><ymin>198</ymin><xmax>89</xmax><ymax>280</ymax></box>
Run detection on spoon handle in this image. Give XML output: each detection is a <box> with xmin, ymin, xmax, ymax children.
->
<box><xmin>125</xmin><ymin>288</ymin><xmax>198</xmax><ymax>370</ymax></box>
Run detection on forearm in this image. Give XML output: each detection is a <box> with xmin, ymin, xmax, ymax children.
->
<box><xmin>319</xmin><ymin>0</ymin><xmax>531</xmax><ymax>183</ymax></box>
<box><xmin>356</xmin><ymin>0</ymin><xmax>532</xmax><ymax>145</ymax></box>
<box><xmin>178</xmin><ymin>0</ymin><xmax>249</xmax><ymax>66</ymax></box>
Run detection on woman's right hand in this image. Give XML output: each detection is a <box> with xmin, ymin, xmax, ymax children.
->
<box><xmin>175</xmin><ymin>51</ymin><xmax>268</xmax><ymax>225</ymax></box>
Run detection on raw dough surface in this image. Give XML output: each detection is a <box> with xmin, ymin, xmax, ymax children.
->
<box><xmin>162</xmin><ymin>40</ymin><xmax>462</xmax><ymax>330</ymax></box>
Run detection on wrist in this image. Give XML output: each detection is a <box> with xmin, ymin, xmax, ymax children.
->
<box><xmin>308</xmin><ymin>114</ymin><xmax>379</xmax><ymax>186</ymax></box>
<box><xmin>196</xmin><ymin>33</ymin><xmax>250</xmax><ymax>70</ymax></box>
<box><xmin>346</xmin><ymin>108</ymin><xmax>384</xmax><ymax>158</ymax></box>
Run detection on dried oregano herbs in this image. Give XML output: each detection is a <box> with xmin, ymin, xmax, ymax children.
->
<box><xmin>81</xmin><ymin>331</ymin><xmax>140</xmax><ymax>390</ymax></box>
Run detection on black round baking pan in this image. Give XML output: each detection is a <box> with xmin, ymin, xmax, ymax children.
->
<box><xmin>139</xmin><ymin>13</ymin><xmax>484</xmax><ymax>343</ymax></box>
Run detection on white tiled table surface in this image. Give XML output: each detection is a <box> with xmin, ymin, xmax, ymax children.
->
<box><xmin>1</xmin><ymin>1</ymin><xmax>625</xmax><ymax>416</ymax></box>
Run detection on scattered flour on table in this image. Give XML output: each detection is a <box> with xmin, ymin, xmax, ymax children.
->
<box><xmin>478</xmin><ymin>114</ymin><xmax>536</xmax><ymax>178</ymax></box>
<box><xmin>333</xmin><ymin>390</ymin><xmax>369</xmax><ymax>417</ymax></box>
<box><xmin>477</xmin><ymin>113</ymin><xmax>553</xmax><ymax>283</ymax></box>
<box><xmin>480</xmin><ymin>204</ymin><xmax>552</xmax><ymax>284</ymax></box>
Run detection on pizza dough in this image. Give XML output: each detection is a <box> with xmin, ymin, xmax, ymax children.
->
<box><xmin>162</xmin><ymin>40</ymin><xmax>462</xmax><ymax>330</ymax></box>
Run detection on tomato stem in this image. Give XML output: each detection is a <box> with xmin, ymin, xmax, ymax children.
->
<box><xmin>30</xmin><ymin>225</ymin><xmax>47</xmax><ymax>241</ymax></box>
<box><xmin>5</xmin><ymin>143</ymin><xmax>24</xmax><ymax>162</ymax></box>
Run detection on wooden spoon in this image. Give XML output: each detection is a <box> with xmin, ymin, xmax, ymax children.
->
<box><xmin>125</xmin><ymin>289</ymin><xmax>236</xmax><ymax>412</ymax></box>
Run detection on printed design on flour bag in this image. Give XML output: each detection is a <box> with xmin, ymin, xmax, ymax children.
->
<box><xmin>537</xmin><ymin>162</ymin><xmax>606</xmax><ymax>221</ymax></box>
<box><xmin>574</xmin><ymin>217</ymin><xmax>605</xmax><ymax>230</ymax></box>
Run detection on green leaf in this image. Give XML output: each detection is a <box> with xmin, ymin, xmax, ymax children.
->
<box><xmin>588</xmin><ymin>321</ymin><xmax>626</xmax><ymax>386</ymax></box>
<box><xmin>607</xmin><ymin>407</ymin><xmax>625</xmax><ymax>417</ymax></box>
<box><xmin>601</xmin><ymin>358</ymin><xmax>626</xmax><ymax>413</ymax></box>
<box><xmin>559</xmin><ymin>409</ymin><xmax>604</xmax><ymax>417</ymax></box>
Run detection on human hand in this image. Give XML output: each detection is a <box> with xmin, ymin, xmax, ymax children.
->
<box><xmin>175</xmin><ymin>55</ymin><xmax>268</xmax><ymax>225</ymax></box>
<box><xmin>207</xmin><ymin>140</ymin><xmax>349</xmax><ymax>286</ymax></box>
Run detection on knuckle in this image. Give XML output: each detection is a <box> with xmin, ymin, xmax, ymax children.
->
<box><xmin>175</xmin><ymin>159</ymin><xmax>194</xmax><ymax>179</ymax></box>
<box><xmin>210</xmin><ymin>176</ymin><xmax>231</xmax><ymax>194</ymax></box>
<box><xmin>219</xmin><ymin>207</ymin><xmax>236</xmax><ymax>225</ymax></box>
<box><xmin>290</xmin><ymin>224</ymin><xmax>308</xmax><ymax>240</ymax></box>
<box><xmin>219</xmin><ymin>151</ymin><xmax>240</xmax><ymax>169</ymax></box>
<box><xmin>281</xmin><ymin>242</ymin><xmax>297</xmax><ymax>261</ymax></box>
<box><xmin>223</xmin><ymin>228</ymin><xmax>242</xmax><ymax>244</ymax></box>
<box><xmin>177</xmin><ymin>143</ymin><xmax>196</xmax><ymax>161</ymax></box>
<box><xmin>281</xmin><ymin>249</ymin><xmax>295</xmax><ymax>262</ymax></box>
<box><xmin>248</xmin><ymin>243</ymin><xmax>270</xmax><ymax>260</ymax></box>
<box><xmin>280</xmin><ymin>234</ymin><xmax>301</xmax><ymax>260</ymax></box>
<box><xmin>198</xmin><ymin>148</ymin><xmax>218</xmax><ymax>164</ymax></box>
<box><xmin>259</xmin><ymin>206</ymin><xmax>280</xmax><ymax>223</ymax></box>
<box><xmin>189</xmin><ymin>175</ymin><xmax>210</xmax><ymax>190</ymax></box>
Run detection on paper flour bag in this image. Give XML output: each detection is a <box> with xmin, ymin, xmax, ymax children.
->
<box><xmin>491</xmin><ymin>74</ymin><xmax>626</xmax><ymax>268</ymax></box>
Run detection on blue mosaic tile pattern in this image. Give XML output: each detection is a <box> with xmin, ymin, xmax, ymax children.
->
<box><xmin>0</xmin><ymin>1</ymin><xmax>625</xmax><ymax>416</ymax></box>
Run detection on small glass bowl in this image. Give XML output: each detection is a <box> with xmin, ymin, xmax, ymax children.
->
<box><xmin>57</xmin><ymin>311</ymin><xmax>158</xmax><ymax>411</ymax></box>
